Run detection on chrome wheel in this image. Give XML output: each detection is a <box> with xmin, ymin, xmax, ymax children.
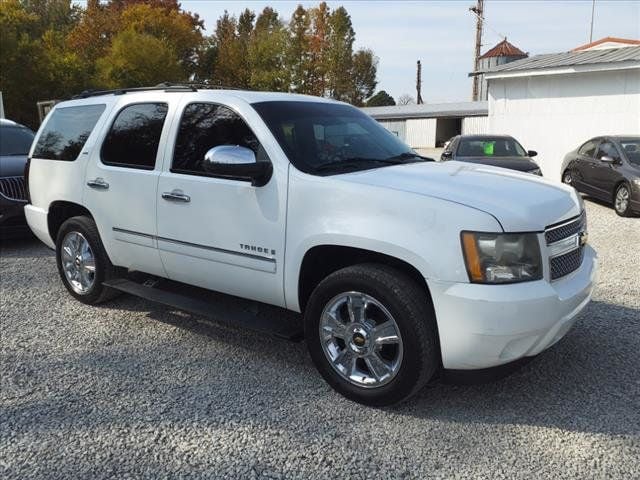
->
<box><xmin>319</xmin><ymin>292</ymin><xmax>403</xmax><ymax>388</ymax></box>
<box><xmin>563</xmin><ymin>170</ymin><xmax>572</xmax><ymax>185</ymax></box>
<box><xmin>615</xmin><ymin>186</ymin><xmax>629</xmax><ymax>214</ymax></box>
<box><xmin>61</xmin><ymin>231</ymin><xmax>96</xmax><ymax>295</ymax></box>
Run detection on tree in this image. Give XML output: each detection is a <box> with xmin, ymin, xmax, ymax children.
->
<box><xmin>397</xmin><ymin>94</ymin><xmax>415</xmax><ymax>105</ymax></box>
<box><xmin>95</xmin><ymin>28</ymin><xmax>183</xmax><ymax>88</ymax></box>
<box><xmin>349</xmin><ymin>48</ymin><xmax>377</xmax><ymax>106</ymax></box>
<box><xmin>210</xmin><ymin>11</ymin><xmax>242</xmax><ymax>86</ymax></box>
<box><xmin>325</xmin><ymin>6</ymin><xmax>354</xmax><ymax>101</ymax></box>
<box><xmin>307</xmin><ymin>1</ymin><xmax>330</xmax><ymax>96</ymax></box>
<box><xmin>248</xmin><ymin>7</ymin><xmax>287</xmax><ymax>91</ymax></box>
<box><xmin>287</xmin><ymin>5</ymin><xmax>311</xmax><ymax>93</ymax></box>
<box><xmin>366</xmin><ymin>90</ymin><xmax>396</xmax><ymax>107</ymax></box>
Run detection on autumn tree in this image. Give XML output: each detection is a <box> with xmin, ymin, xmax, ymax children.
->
<box><xmin>247</xmin><ymin>7</ymin><xmax>287</xmax><ymax>91</ymax></box>
<box><xmin>325</xmin><ymin>6</ymin><xmax>354</xmax><ymax>101</ymax></box>
<box><xmin>307</xmin><ymin>2</ymin><xmax>330</xmax><ymax>96</ymax></box>
<box><xmin>287</xmin><ymin>5</ymin><xmax>311</xmax><ymax>93</ymax></box>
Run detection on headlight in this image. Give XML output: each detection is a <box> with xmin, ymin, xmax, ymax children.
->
<box><xmin>461</xmin><ymin>232</ymin><xmax>542</xmax><ymax>284</ymax></box>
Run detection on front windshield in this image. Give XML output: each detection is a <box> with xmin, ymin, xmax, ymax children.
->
<box><xmin>252</xmin><ymin>101</ymin><xmax>425</xmax><ymax>174</ymax></box>
<box><xmin>0</xmin><ymin>126</ymin><xmax>35</xmax><ymax>156</ymax></box>
<box><xmin>620</xmin><ymin>139</ymin><xmax>640</xmax><ymax>166</ymax></box>
<box><xmin>457</xmin><ymin>137</ymin><xmax>527</xmax><ymax>158</ymax></box>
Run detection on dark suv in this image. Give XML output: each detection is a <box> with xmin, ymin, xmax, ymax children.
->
<box><xmin>562</xmin><ymin>136</ymin><xmax>640</xmax><ymax>217</ymax></box>
<box><xmin>0</xmin><ymin>119</ymin><xmax>35</xmax><ymax>237</ymax></box>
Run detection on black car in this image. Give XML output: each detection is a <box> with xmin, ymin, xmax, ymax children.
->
<box><xmin>440</xmin><ymin>134</ymin><xmax>542</xmax><ymax>176</ymax></box>
<box><xmin>562</xmin><ymin>136</ymin><xmax>640</xmax><ymax>217</ymax></box>
<box><xmin>0</xmin><ymin>119</ymin><xmax>35</xmax><ymax>237</ymax></box>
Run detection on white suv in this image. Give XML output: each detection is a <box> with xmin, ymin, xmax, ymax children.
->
<box><xmin>25</xmin><ymin>86</ymin><xmax>597</xmax><ymax>406</ymax></box>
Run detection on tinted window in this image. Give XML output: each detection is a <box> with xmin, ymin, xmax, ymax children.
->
<box><xmin>620</xmin><ymin>139</ymin><xmax>640</xmax><ymax>166</ymax></box>
<box><xmin>172</xmin><ymin>103</ymin><xmax>266</xmax><ymax>175</ymax></box>
<box><xmin>578</xmin><ymin>140</ymin><xmax>598</xmax><ymax>157</ymax></box>
<box><xmin>33</xmin><ymin>105</ymin><xmax>105</xmax><ymax>161</ymax></box>
<box><xmin>101</xmin><ymin>103</ymin><xmax>168</xmax><ymax>169</ymax></box>
<box><xmin>457</xmin><ymin>137</ymin><xmax>526</xmax><ymax>157</ymax></box>
<box><xmin>0</xmin><ymin>126</ymin><xmax>35</xmax><ymax>156</ymax></box>
<box><xmin>595</xmin><ymin>142</ymin><xmax>620</xmax><ymax>161</ymax></box>
<box><xmin>252</xmin><ymin>101</ymin><xmax>418</xmax><ymax>174</ymax></box>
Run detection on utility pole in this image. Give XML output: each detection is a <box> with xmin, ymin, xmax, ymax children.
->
<box><xmin>470</xmin><ymin>0</ymin><xmax>484</xmax><ymax>101</ymax></box>
<box><xmin>416</xmin><ymin>60</ymin><xmax>424</xmax><ymax>105</ymax></box>
<box><xmin>589</xmin><ymin>0</ymin><xmax>596</xmax><ymax>43</ymax></box>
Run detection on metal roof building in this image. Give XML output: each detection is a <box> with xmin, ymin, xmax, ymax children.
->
<box><xmin>361</xmin><ymin>102</ymin><xmax>488</xmax><ymax>150</ymax></box>
<box><xmin>484</xmin><ymin>42</ymin><xmax>640</xmax><ymax>181</ymax></box>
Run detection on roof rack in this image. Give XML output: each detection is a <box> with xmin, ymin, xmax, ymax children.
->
<box><xmin>71</xmin><ymin>82</ymin><xmax>243</xmax><ymax>99</ymax></box>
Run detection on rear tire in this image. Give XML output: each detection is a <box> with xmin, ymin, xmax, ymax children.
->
<box><xmin>56</xmin><ymin>216</ymin><xmax>121</xmax><ymax>304</ymax></box>
<box><xmin>304</xmin><ymin>264</ymin><xmax>439</xmax><ymax>406</ymax></box>
<box><xmin>614</xmin><ymin>183</ymin><xmax>632</xmax><ymax>217</ymax></box>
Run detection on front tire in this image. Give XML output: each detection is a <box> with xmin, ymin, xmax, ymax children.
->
<box><xmin>56</xmin><ymin>216</ymin><xmax>120</xmax><ymax>304</ymax></box>
<box><xmin>562</xmin><ymin>169</ymin><xmax>573</xmax><ymax>186</ymax></box>
<box><xmin>614</xmin><ymin>183</ymin><xmax>632</xmax><ymax>217</ymax></box>
<box><xmin>304</xmin><ymin>264</ymin><xmax>439</xmax><ymax>406</ymax></box>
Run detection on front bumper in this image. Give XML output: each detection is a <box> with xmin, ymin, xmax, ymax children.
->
<box><xmin>0</xmin><ymin>196</ymin><xmax>29</xmax><ymax>237</ymax></box>
<box><xmin>430</xmin><ymin>245</ymin><xmax>597</xmax><ymax>370</ymax></box>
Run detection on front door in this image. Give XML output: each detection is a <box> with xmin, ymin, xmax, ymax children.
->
<box><xmin>592</xmin><ymin>140</ymin><xmax>624</xmax><ymax>200</ymax></box>
<box><xmin>156</xmin><ymin>100</ymin><xmax>287</xmax><ymax>307</ymax></box>
<box><xmin>83</xmin><ymin>99</ymin><xmax>175</xmax><ymax>277</ymax></box>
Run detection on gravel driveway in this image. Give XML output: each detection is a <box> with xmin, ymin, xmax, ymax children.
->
<box><xmin>1</xmin><ymin>198</ymin><xmax>639</xmax><ymax>479</ymax></box>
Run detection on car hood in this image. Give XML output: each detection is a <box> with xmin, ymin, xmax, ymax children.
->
<box><xmin>0</xmin><ymin>154</ymin><xmax>28</xmax><ymax>177</ymax></box>
<box><xmin>455</xmin><ymin>156</ymin><xmax>539</xmax><ymax>172</ymax></box>
<box><xmin>339</xmin><ymin>161</ymin><xmax>581</xmax><ymax>232</ymax></box>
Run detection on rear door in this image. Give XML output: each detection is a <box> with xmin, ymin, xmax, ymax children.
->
<box><xmin>83</xmin><ymin>97</ymin><xmax>179</xmax><ymax>277</ymax></box>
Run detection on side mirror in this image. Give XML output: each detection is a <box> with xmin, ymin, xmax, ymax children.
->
<box><xmin>441</xmin><ymin>151</ymin><xmax>453</xmax><ymax>160</ymax></box>
<box><xmin>527</xmin><ymin>150</ymin><xmax>538</xmax><ymax>158</ymax></box>
<box><xmin>599</xmin><ymin>155</ymin><xmax>615</xmax><ymax>164</ymax></box>
<box><xmin>203</xmin><ymin>145</ymin><xmax>272</xmax><ymax>187</ymax></box>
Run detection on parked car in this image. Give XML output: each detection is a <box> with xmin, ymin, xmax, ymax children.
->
<box><xmin>0</xmin><ymin>119</ymin><xmax>35</xmax><ymax>238</ymax></box>
<box><xmin>440</xmin><ymin>134</ymin><xmax>542</xmax><ymax>175</ymax></box>
<box><xmin>25</xmin><ymin>86</ymin><xmax>596</xmax><ymax>406</ymax></box>
<box><xmin>562</xmin><ymin>136</ymin><xmax>640</xmax><ymax>217</ymax></box>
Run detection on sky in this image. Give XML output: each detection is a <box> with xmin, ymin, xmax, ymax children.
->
<box><xmin>82</xmin><ymin>0</ymin><xmax>640</xmax><ymax>103</ymax></box>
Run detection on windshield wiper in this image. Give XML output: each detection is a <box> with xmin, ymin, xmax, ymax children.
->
<box><xmin>315</xmin><ymin>157</ymin><xmax>403</xmax><ymax>173</ymax></box>
<box><xmin>386</xmin><ymin>152</ymin><xmax>434</xmax><ymax>162</ymax></box>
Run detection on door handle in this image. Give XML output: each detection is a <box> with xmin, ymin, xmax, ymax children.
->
<box><xmin>87</xmin><ymin>178</ymin><xmax>109</xmax><ymax>189</ymax></box>
<box><xmin>162</xmin><ymin>190</ymin><xmax>191</xmax><ymax>203</ymax></box>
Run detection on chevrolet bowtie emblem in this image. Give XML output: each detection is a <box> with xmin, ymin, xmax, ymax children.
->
<box><xmin>579</xmin><ymin>231</ymin><xmax>589</xmax><ymax>247</ymax></box>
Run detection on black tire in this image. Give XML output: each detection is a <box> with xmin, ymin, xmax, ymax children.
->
<box><xmin>304</xmin><ymin>264</ymin><xmax>439</xmax><ymax>406</ymax></box>
<box><xmin>55</xmin><ymin>216</ymin><xmax>121</xmax><ymax>304</ymax></box>
<box><xmin>613</xmin><ymin>183</ymin><xmax>632</xmax><ymax>217</ymax></box>
<box><xmin>562</xmin><ymin>169</ymin><xmax>573</xmax><ymax>186</ymax></box>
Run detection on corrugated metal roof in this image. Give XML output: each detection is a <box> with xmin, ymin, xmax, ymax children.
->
<box><xmin>486</xmin><ymin>46</ymin><xmax>640</xmax><ymax>73</ymax></box>
<box><xmin>479</xmin><ymin>39</ymin><xmax>527</xmax><ymax>59</ymax></box>
<box><xmin>361</xmin><ymin>101</ymin><xmax>488</xmax><ymax>120</ymax></box>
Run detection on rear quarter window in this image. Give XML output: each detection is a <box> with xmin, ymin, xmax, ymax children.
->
<box><xmin>33</xmin><ymin>104</ymin><xmax>106</xmax><ymax>161</ymax></box>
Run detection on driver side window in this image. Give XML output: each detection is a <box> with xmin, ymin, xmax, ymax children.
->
<box><xmin>172</xmin><ymin>103</ymin><xmax>268</xmax><ymax>176</ymax></box>
<box><xmin>595</xmin><ymin>142</ymin><xmax>620</xmax><ymax>161</ymax></box>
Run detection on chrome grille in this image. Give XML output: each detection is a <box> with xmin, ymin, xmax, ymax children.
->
<box><xmin>545</xmin><ymin>211</ymin><xmax>586</xmax><ymax>280</ymax></box>
<box><xmin>545</xmin><ymin>211</ymin><xmax>586</xmax><ymax>244</ymax></box>
<box><xmin>0</xmin><ymin>176</ymin><xmax>27</xmax><ymax>201</ymax></box>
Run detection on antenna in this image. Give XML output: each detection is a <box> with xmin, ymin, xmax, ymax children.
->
<box><xmin>416</xmin><ymin>60</ymin><xmax>424</xmax><ymax>105</ymax></box>
<box><xmin>589</xmin><ymin>0</ymin><xmax>596</xmax><ymax>43</ymax></box>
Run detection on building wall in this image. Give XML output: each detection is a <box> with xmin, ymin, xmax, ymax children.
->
<box><xmin>378</xmin><ymin>120</ymin><xmax>406</xmax><ymax>142</ymax></box>
<box><xmin>405</xmin><ymin>118</ymin><xmax>437</xmax><ymax>148</ymax></box>
<box><xmin>488</xmin><ymin>69</ymin><xmax>640</xmax><ymax>180</ymax></box>
<box><xmin>462</xmin><ymin>115</ymin><xmax>489</xmax><ymax>135</ymax></box>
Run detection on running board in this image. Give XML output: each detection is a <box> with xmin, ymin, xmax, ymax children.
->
<box><xmin>103</xmin><ymin>277</ymin><xmax>304</xmax><ymax>341</ymax></box>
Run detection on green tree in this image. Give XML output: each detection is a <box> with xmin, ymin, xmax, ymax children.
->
<box><xmin>95</xmin><ymin>28</ymin><xmax>183</xmax><ymax>88</ymax></box>
<box><xmin>211</xmin><ymin>11</ymin><xmax>244</xmax><ymax>87</ymax></box>
<box><xmin>287</xmin><ymin>4</ymin><xmax>311</xmax><ymax>93</ymax></box>
<box><xmin>349</xmin><ymin>49</ymin><xmax>377</xmax><ymax>106</ymax></box>
<box><xmin>366</xmin><ymin>90</ymin><xmax>396</xmax><ymax>107</ymax></box>
<box><xmin>325</xmin><ymin>6</ymin><xmax>354</xmax><ymax>101</ymax></box>
<box><xmin>248</xmin><ymin>7</ymin><xmax>287</xmax><ymax>91</ymax></box>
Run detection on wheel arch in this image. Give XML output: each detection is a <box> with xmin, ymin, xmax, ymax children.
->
<box><xmin>47</xmin><ymin>201</ymin><xmax>94</xmax><ymax>243</ymax></box>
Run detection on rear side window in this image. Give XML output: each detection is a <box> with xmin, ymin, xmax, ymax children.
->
<box><xmin>33</xmin><ymin>104</ymin><xmax>105</xmax><ymax>161</ymax></box>
<box><xmin>101</xmin><ymin>103</ymin><xmax>168</xmax><ymax>169</ymax></box>
<box><xmin>172</xmin><ymin>103</ymin><xmax>266</xmax><ymax>176</ymax></box>
<box><xmin>578</xmin><ymin>140</ymin><xmax>598</xmax><ymax>157</ymax></box>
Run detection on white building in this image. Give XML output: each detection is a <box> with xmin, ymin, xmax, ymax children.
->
<box><xmin>484</xmin><ymin>39</ymin><xmax>640</xmax><ymax>180</ymax></box>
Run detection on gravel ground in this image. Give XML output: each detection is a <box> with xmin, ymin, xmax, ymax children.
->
<box><xmin>1</xmin><ymin>198</ymin><xmax>639</xmax><ymax>479</ymax></box>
